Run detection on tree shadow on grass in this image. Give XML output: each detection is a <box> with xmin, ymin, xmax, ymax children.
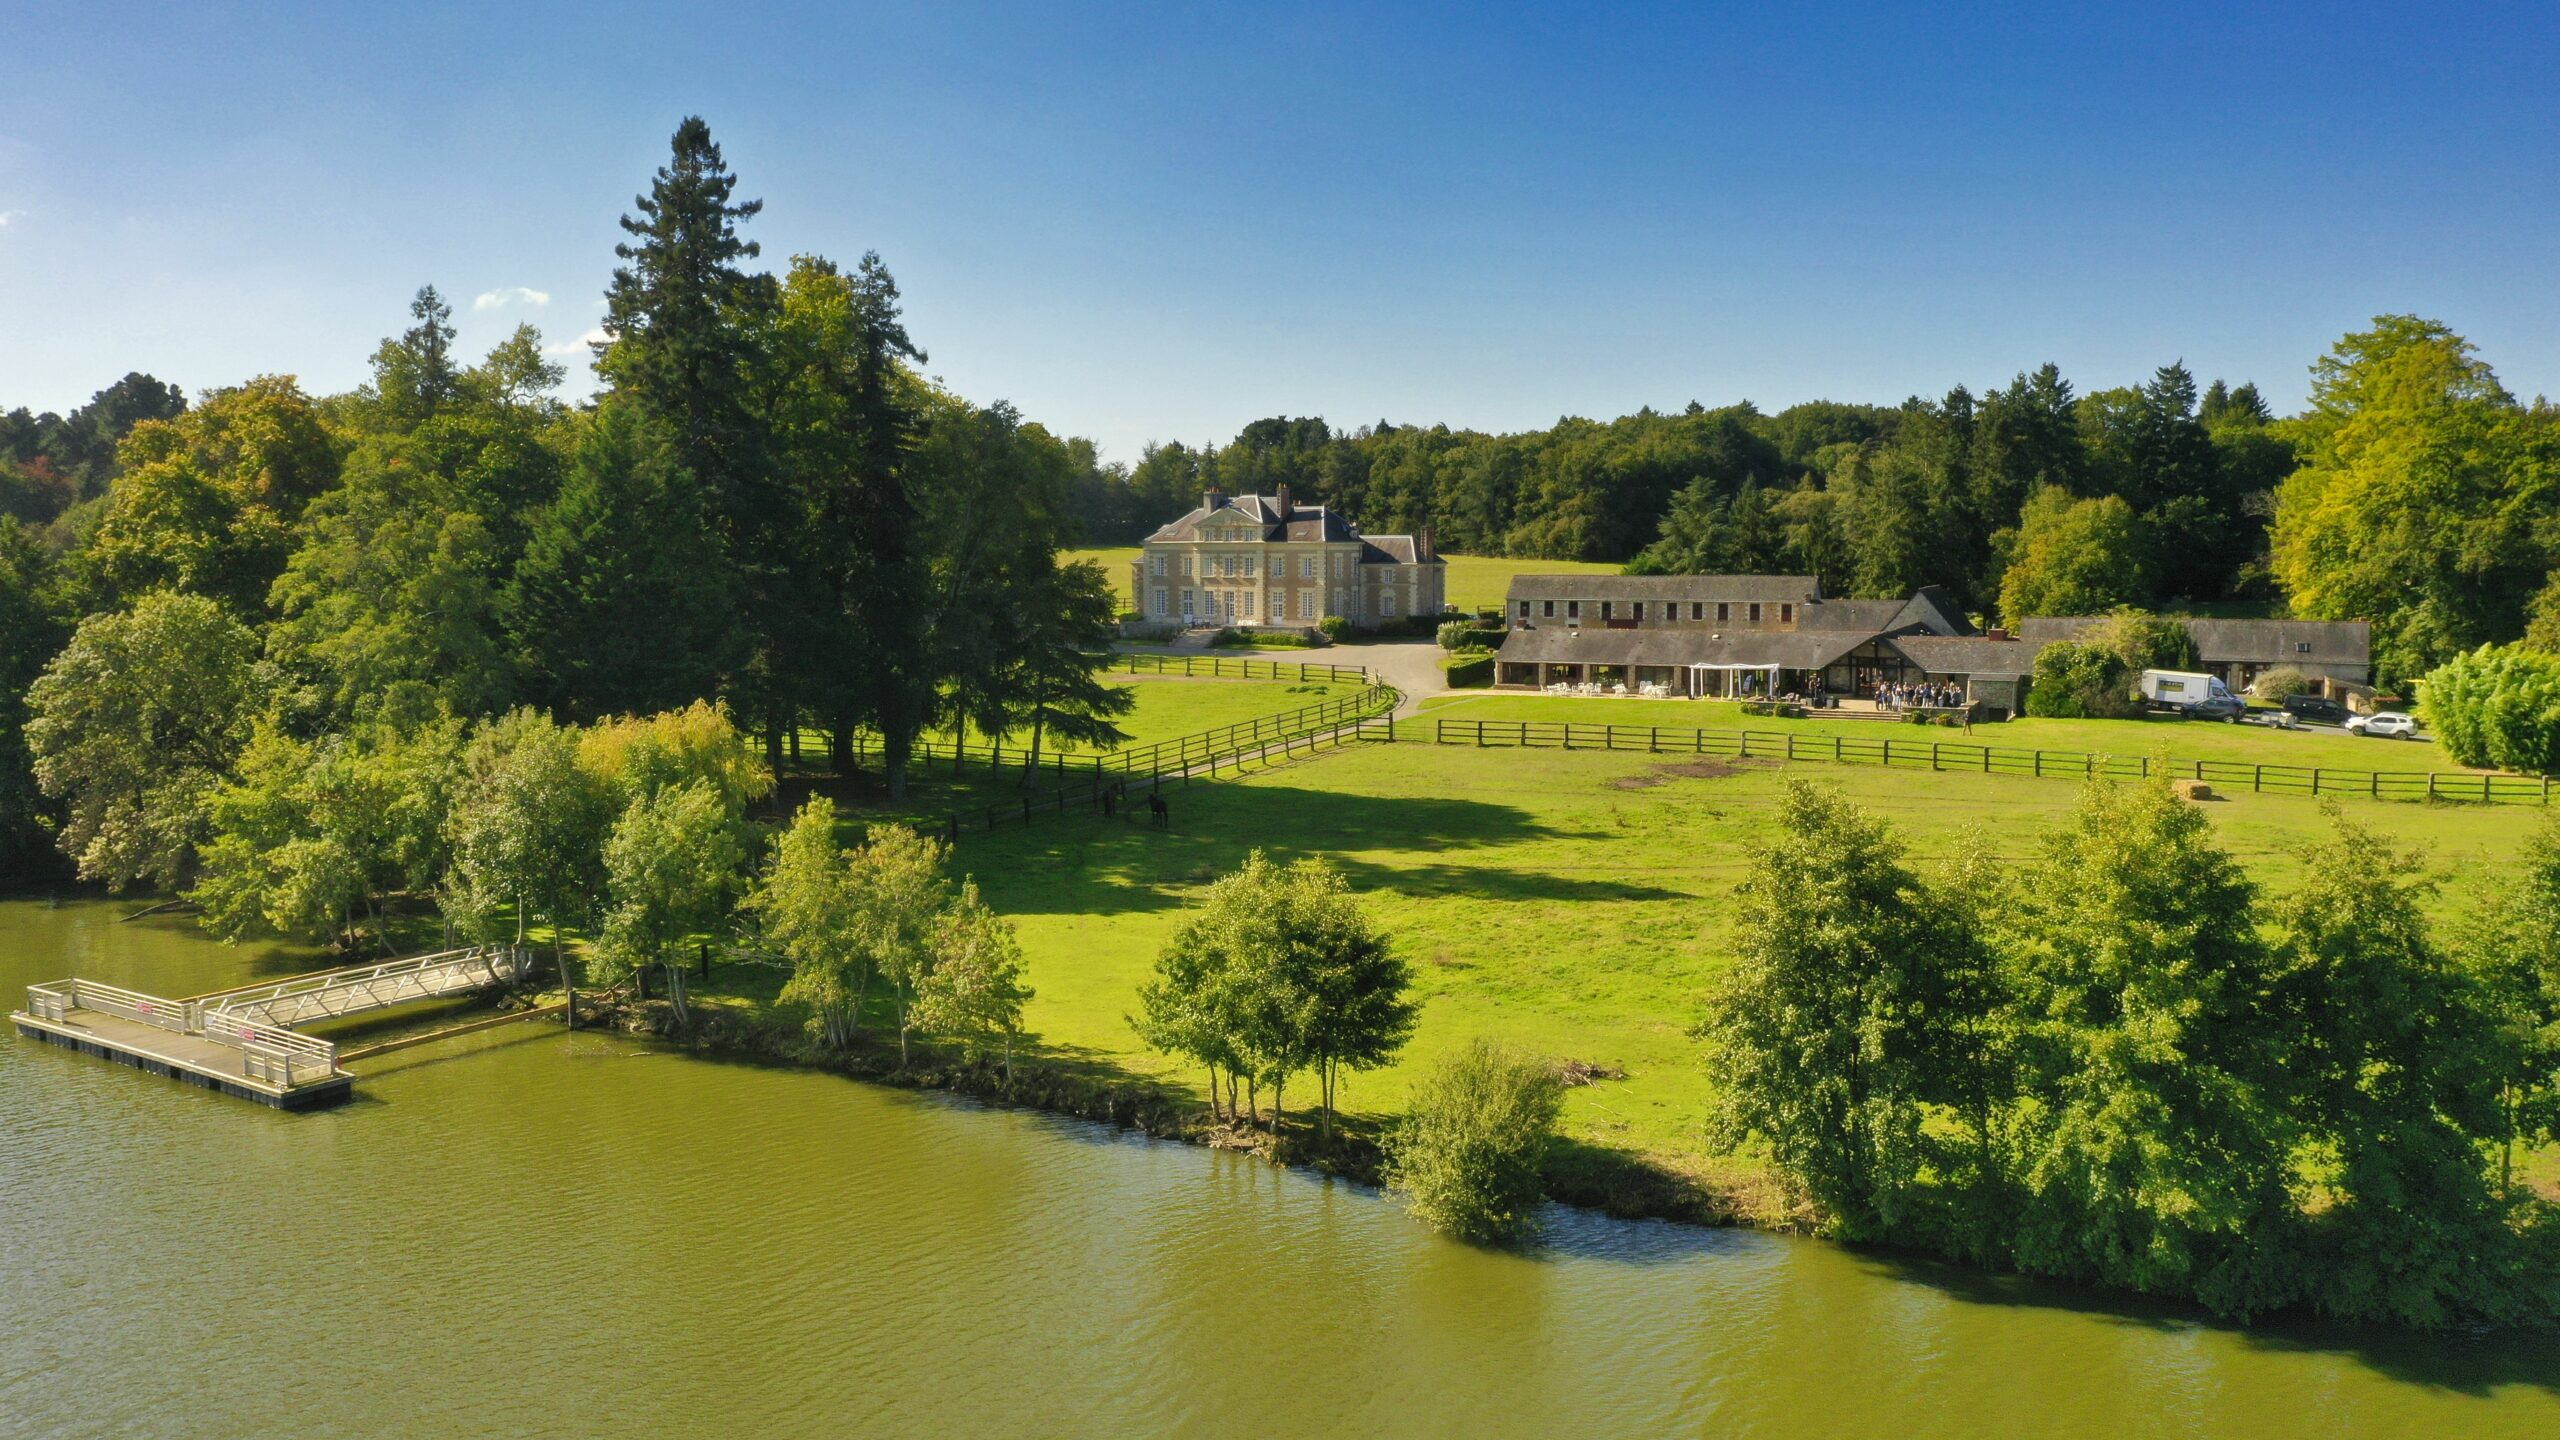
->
<box><xmin>941</xmin><ymin>776</ymin><xmax>1689</xmax><ymax>918</ymax></box>
<box><xmin>1842</xmin><ymin>1244</ymin><xmax>2560</xmax><ymax>1399</ymax></box>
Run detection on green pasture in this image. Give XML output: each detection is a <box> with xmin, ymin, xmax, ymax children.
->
<box><xmin>1062</xmin><ymin>546</ymin><xmax>1141</xmax><ymax>606</ymax></box>
<box><xmin>742</xmin><ymin>737</ymin><xmax>2557</xmax><ymax>1199</ymax></box>
<box><xmin>1439</xmin><ymin>553</ymin><xmax>1621</xmax><ymax>613</ymax></box>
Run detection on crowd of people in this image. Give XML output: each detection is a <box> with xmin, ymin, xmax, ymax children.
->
<box><xmin>1876</xmin><ymin>680</ymin><xmax>1966</xmax><ymax>711</ymax></box>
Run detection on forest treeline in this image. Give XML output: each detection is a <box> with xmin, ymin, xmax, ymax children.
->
<box><xmin>9</xmin><ymin>112</ymin><xmax>2559</xmax><ymax>888</ymax></box>
<box><xmin>0</xmin><ymin>117</ymin><xmax>1131</xmax><ymax>892</ymax></box>
<box><xmin>1073</xmin><ymin>323</ymin><xmax>2560</xmax><ymax>689</ymax></box>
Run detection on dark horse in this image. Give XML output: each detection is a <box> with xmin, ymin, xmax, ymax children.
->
<box><xmin>1148</xmin><ymin>791</ymin><xmax>1169</xmax><ymax>828</ymax></box>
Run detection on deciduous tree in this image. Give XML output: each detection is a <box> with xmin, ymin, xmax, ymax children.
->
<box><xmin>26</xmin><ymin>591</ymin><xmax>267</xmax><ymax>889</ymax></box>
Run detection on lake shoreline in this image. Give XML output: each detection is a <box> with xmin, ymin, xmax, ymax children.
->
<box><xmin>582</xmin><ymin>989</ymin><xmax>1752</xmax><ymax>1232</ymax></box>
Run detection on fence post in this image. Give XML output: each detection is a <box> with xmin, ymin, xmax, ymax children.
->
<box><xmin>2254</xmin><ymin>763</ymin><xmax>2263</xmax><ymax>792</ymax></box>
<box><xmin>1785</xmin><ymin>733</ymin><xmax>1796</xmax><ymax>760</ymax></box>
<box><xmin>1476</xmin><ymin>720</ymin><xmax>1485</xmax><ymax>747</ymax></box>
<box><xmin>2313</xmin><ymin>767</ymin><xmax>2323</xmax><ymax>795</ymax></box>
<box><xmin>2428</xmin><ymin>773</ymin><xmax>2438</xmax><ymax>802</ymax></box>
<box><xmin>1834</xmin><ymin>735</ymin><xmax>1843</xmax><ymax>762</ymax></box>
<box><xmin>2370</xmin><ymin>770</ymin><xmax>2379</xmax><ymax>799</ymax></box>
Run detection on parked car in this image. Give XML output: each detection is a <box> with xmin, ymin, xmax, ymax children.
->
<box><xmin>2241</xmin><ymin>708</ymin><xmax>2300</xmax><ymax>729</ymax></box>
<box><xmin>2347</xmin><ymin>711</ymin><xmax>2418</xmax><ymax>738</ymax></box>
<box><xmin>2280</xmin><ymin>694</ymin><xmax>2348</xmax><ymax>724</ymax></box>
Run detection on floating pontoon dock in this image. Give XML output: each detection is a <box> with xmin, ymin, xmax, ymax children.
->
<box><xmin>11</xmin><ymin>945</ymin><xmax>531</xmax><ymax>1109</ymax></box>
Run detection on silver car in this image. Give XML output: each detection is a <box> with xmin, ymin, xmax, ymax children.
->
<box><xmin>2347</xmin><ymin>711</ymin><xmax>2418</xmax><ymax>738</ymax></box>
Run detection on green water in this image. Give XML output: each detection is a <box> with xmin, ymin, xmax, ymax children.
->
<box><xmin>3</xmin><ymin>899</ymin><xmax>2554</xmax><ymax>1438</ymax></box>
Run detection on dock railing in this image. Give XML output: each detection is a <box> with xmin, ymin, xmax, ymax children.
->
<box><xmin>56</xmin><ymin>979</ymin><xmax>197</xmax><ymax>1033</ymax></box>
<box><xmin>23</xmin><ymin>982</ymin><xmax>70</xmax><ymax>1024</ymax></box>
<box><xmin>198</xmin><ymin>1014</ymin><xmax>340</xmax><ymax>1087</ymax></box>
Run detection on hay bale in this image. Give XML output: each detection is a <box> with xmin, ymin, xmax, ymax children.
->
<box><xmin>2172</xmin><ymin>778</ymin><xmax>2214</xmax><ymax>802</ymax></box>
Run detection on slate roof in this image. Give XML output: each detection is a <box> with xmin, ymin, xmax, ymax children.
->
<box><xmin>1504</xmin><ymin>574</ymin><xmax>1821</xmax><ymax>604</ymax></box>
<box><xmin>1145</xmin><ymin>493</ymin><xmax>1436</xmax><ymax>564</ymax></box>
<box><xmin>1886</xmin><ymin>586</ymin><xmax>1978</xmax><ymax>637</ymax></box>
<box><xmin>1800</xmin><ymin>598</ymin><xmax>1907</xmax><ymax>632</ymax></box>
<box><xmin>1146</xmin><ymin>494</ymin><xmax>1358</xmax><ymax>545</ymax></box>
<box><xmin>1494</xmin><ymin>625</ymin><xmax>1878</xmax><ymax>672</ymax></box>
<box><xmin>2019</xmin><ymin>616</ymin><xmax>2370</xmax><ymax>667</ymax></box>
<box><xmin>1889</xmin><ymin>635</ymin><xmax>2040</xmax><ymax>678</ymax></box>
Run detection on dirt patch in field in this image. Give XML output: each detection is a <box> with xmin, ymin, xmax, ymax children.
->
<box><xmin>1609</xmin><ymin>757</ymin><xmax>1770</xmax><ymax>789</ymax></box>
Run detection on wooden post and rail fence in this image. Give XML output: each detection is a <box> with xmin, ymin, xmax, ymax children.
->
<box><xmin>1415</xmin><ymin>717</ymin><xmax>2558</xmax><ymax>805</ymax></box>
<box><xmin>842</xmin><ymin>683</ymin><xmax>1404</xmax><ymax>842</ymax></box>
<box><xmin>1110</xmin><ymin>654</ymin><xmax>1374</xmax><ymax>686</ymax></box>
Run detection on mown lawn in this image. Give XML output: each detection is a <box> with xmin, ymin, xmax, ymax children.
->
<box><xmin>1440</xmin><ymin>553</ymin><xmax>1622</xmax><ymax>613</ymax></box>
<box><xmin>798</xmin><ymin>674</ymin><xmax>1352</xmax><ymax>763</ymax></box>
<box><xmin>1061</xmin><ymin>546</ymin><xmax>1141</xmax><ymax>606</ymax></box>
<box><xmin>758</xmin><ymin>739</ymin><xmax>2556</xmax><ymax>1194</ymax></box>
<box><xmin>991</xmin><ymin>675</ymin><xmax>1352</xmax><ymax>754</ymax></box>
<box><xmin>1417</xmin><ymin>690</ymin><xmax>2481</xmax><ymax>773</ymax></box>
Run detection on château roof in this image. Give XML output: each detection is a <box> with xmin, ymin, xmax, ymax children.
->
<box><xmin>1143</xmin><ymin>491</ymin><xmax>1439</xmax><ymax>565</ymax></box>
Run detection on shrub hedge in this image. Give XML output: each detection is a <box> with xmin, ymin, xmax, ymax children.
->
<box><xmin>2420</xmin><ymin>644</ymin><xmax>2560</xmax><ymax>775</ymax></box>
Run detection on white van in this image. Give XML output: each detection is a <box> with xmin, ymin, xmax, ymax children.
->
<box><xmin>2138</xmin><ymin>669</ymin><xmax>2241</xmax><ymax>717</ymax></box>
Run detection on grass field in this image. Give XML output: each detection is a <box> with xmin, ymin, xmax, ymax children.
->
<box><xmin>729</xmin><ymin>734</ymin><xmax>2558</xmax><ymax>1200</ymax></box>
<box><xmin>988</xmin><ymin>674</ymin><xmax>1351</xmax><ymax>753</ymax></box>
<box><xmin>1440</xmin><ymin>553</ymin><xmax>1621</xmax><ymax>613</ymax></box>
<box><xmin>1064</xmin><ymin>545</ymin><xmax>1621</xmax><ymax>617</ymax></box>
<box><xmin>1418</xmin><ymin>691</ymin><xmax>2478</xmax><ymax>772</ymax></box>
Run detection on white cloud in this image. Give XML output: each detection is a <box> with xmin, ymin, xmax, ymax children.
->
<box><xmin>543</xmin><ymin>327</ymin><xmax>609</xmax><ymax>357</ymax></box>
<box><xmin>0</xmin><ymin>210</ymin><xmax>22</xmax><ymax>229</ymax></box>
<box><xmin>473</xmin><ymin>285</ymin><xmax>551</xmax><ymax>311</ymax></box>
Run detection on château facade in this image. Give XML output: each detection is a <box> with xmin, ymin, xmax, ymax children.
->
<box><xmin>1135</xmin><ymin>487</ymin><xmax>1446</xmax><ymax>629</ymax></box>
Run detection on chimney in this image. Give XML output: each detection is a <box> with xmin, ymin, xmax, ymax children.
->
<box><xmin>1419</xmin><ymin>523</ymin><xmax>1435</xmax><ymax>561</ymax></box>
<box><xmin>1987</xmin><ymin>626</ymin><xmax>2010</xmax><ymax>642</ymax></box>
<box><xmin>1203</xmin><ymin>486</ymin><xmax>1226</xmax><ymax>511</ymax></box>
<box><xmin>1273</xmin><ymin>483</ymin><xmax>1292</xmax><ymax>520</ymax></box>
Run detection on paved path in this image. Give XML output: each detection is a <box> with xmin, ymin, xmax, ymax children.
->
<box><xmin>1345</xmin><ymin>639</ymin><xmax>1448</xmax><ymax>716</ymax></box>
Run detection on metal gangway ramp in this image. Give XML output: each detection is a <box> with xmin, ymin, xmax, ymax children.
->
<box><xmin>195</xmin><ymin>947</ymin><xmax>532</xmax><ymax>1029</ymax></box>
<box><xmin>12</xmin><ymin>944</ymin><xmax>531</xmax><ymax>1109</ymax></box>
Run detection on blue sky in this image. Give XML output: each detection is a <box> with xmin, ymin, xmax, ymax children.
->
<box><xmin>2</xmin><ymin>2</ymin><xmax>2554</xmax><ymax>460</ymax></box>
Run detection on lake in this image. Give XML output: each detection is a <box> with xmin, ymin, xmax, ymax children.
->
<box><xmin>2</xmin><ymin>899</ymin><xmax>2553</xmax><ymax>1438</ymax></box>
